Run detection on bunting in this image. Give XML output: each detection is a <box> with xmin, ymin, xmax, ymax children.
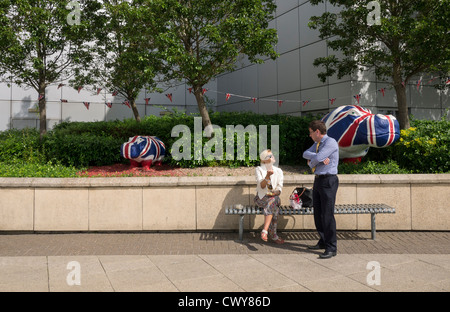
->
<box><xmin>123</xmin><ymin>100</ymin><xmax>131</xmax><ymax>108</ymax></box>
<box><xmin>50</xmin><ymin>73</ymin><xmax>448</xmax><ymax>112</ymax></box>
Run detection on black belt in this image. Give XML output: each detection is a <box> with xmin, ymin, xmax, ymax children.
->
<box><xmin>315</xmin><ymin>174</ymin><xmax>337</xmax><ymax>178</ymax></box>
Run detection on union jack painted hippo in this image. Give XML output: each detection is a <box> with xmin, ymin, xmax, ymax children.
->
<box><xmin>321</xmin><ymin>105</ymin><xmax>400</xmax><ymax>162</ymax></box>
<box><xmin>121</xmin><ymin>136</ymin><xmax>166</xmax><ymax>170</ymax></box>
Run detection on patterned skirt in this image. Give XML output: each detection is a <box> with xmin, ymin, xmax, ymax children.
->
<box><xmin>254</xmin><ymin>194</ymin><xmax>281</xmax><ymax>217</ymax></box>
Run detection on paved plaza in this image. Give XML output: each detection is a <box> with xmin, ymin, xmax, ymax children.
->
<box><xmin>0</xmin><ymin>231</ymin><xmax>449</xmax><ymax>292</ymax></box>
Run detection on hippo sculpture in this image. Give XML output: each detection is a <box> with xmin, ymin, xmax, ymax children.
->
<box><xmin>121</xmin><ymin>136</ymin><xmax>166</xmax><ymax>170</ymax></box>
<box><xmin>321</xmin><ymin>105</ymin><xmax>400</xmax><ymax>162</ymax></box>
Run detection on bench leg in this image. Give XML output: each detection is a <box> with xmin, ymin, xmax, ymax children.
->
<box><xmin>371</xmin><ymin>213</ymin><xmax>376</xmax><ymax>240</ymax></box>
<box><xmin>239</xmin><ymin>214</ymin><xmax>245</xmax><ymax>241</ymax></box>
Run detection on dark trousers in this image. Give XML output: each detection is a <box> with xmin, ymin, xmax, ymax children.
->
<box><xmin>313</xmin><ymin>175</ymin><xmax>339</xmax><ymax>252</ymax></box>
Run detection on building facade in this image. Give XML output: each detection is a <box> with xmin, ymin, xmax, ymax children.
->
<box><xmin>0</xmin><ymin>0</ymin><xmax>448</xmax><ymax>132</ymax></box>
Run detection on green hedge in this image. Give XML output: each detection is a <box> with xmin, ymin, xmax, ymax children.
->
<box><xmin>0</xmin><ymin>113</ymin><xmax>448</xmax><ymax>176</ymax></box>
<box><xmin>365</xmin><ymin>118</ymin><xmax>449</xmax><ymax>173</ymax></box>
<box><xmin>44</xmin><ymin>112</ymin><xmax>318</xmax><ymax>168</ymax></box>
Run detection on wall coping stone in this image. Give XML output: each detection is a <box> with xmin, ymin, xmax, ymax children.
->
<box><xmin>0</xmin><ymin>174</ymin><xmax>449</xmax><ymax>188</ymax></box>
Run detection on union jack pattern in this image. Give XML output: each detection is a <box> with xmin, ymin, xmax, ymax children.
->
<box><xmin>121</xmin><ymin>136</ymin><xmax>166</xmax><ymax>164</ymax></box>
<box><xmin>322</xmin><ymin>105</ymin><xmax>400</xmax><ymax>159</ymax></box>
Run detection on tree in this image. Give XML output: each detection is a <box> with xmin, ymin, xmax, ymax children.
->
<box><xmin>70</xmin><ymin>0</ymin><xmax>163</xmax><ymax>123</ymax></box>
<box><xmin>0</xmin><ymin>0</ymin><xmax>102</xmax><ymax>138</ymax></box>
<box><xmin>142</xmin><ymin>0</ymin><xmax>279</xmax><ymax>130</ymax></box>
<box><xmin>309</xmin><ymin>0</ymin><xmax>450</xmax><ymax>129</ymax></box>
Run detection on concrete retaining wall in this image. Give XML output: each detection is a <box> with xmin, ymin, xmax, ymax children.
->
<box><xmin>1</xmin><ymin>174</ymin><xmax>449</xmax><ymax>232</ymax></box>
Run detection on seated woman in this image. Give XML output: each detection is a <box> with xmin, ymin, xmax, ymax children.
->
<box><xmin>254</xmin><ymin>149</ymin><xmax>284</xmax><ymax>244</ymax></box>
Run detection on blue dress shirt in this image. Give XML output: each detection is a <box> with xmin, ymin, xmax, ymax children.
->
<box><xmin>302</xmin><ymin>135</ymin><xmax>339</xmax><ymax>175</ymax></box>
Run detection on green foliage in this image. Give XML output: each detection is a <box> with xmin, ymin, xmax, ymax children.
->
<box><xmin>0</xmin><ymin>128</ymin><xmax>44</xmax><ymax>164</ymax></box>
<box><xmin>391</xmin><ymin>119</ymin><xmax>450</xmax><ymax>173</ymax></box>
<box><xmin>43</xmin><ymin>132</ymin><xmax>124</xmax><ymax>168</ymax></box>
<box><xmin>0</xmin><ymin>113</ymin><xmax>448</xmax><ymax>176</ymax></box>
<box><xmin>308</xmin><ymin>0</ymin><xmax>450</xmax><ymax>129</ymax></box>
<box><xmin>46</xmin><ymin>112</ymin><xmax>318</xmax><ymax>168</ymax></box>
<box><xmin>0</xmin><ymin>161</ymin><xmax>80</xmax><ymax>178</ymax></box>
<box><xmin>338</xmin><ymin>160</ymin><xmax>410</xmax><ymax>174</ymax></box>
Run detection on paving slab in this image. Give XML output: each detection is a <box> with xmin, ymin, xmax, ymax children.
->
<box><xmin>0</xmin><ymin>231</ymin><xmax>449</xmax><ymax>292</ymax></box>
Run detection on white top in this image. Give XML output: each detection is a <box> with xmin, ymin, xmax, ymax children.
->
<box><xmin>255</xmin><ymin>165</ymin><xmax>284</xmax><ymax>200</ymax></box>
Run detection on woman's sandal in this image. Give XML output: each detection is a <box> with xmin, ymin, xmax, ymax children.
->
<box><xmin>271</xmin><ymin>235</ymin><xmax>285</xmax><ymax>244</ymax></box>
<box><xmin>261</xmin><ymin>230</ymin><xmax>268</xmax><ymax>242</ymax></box>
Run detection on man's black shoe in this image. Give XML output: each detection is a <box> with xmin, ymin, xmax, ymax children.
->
<box><xmin>319</xmin><ymin>251</ymin><xmax>337</xmax><ymax>259</ymax></box>
<box><xmin>308</xmin><ymin>243</ymin><xmax>326</xmax><ymax>250</ymax></box>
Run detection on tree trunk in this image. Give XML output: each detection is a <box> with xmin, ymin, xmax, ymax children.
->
<box><xmin>193</xmin><ymin>85</ymin><xmax>212</xmax><ymax>131</ymax></box>
<box><xmin>392</xmin><ymin>62</ymin><xmax>410</xmax><ymax>130</ymax></box>
<box><xmin>130</xmin><ymin>98</ymin><xmax>141</xmax><ymax>123</ymax></box>
<box><xmin>38</xmin><ymin>82</ymin><xmax>47</xmax><ymax>139</ymax></box>
<box><xmin>394</xmin><ymin>84</ymin><xmax>410</xmax><ymax>130</ymax></box>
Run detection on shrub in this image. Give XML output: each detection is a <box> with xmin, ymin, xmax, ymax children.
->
<box><xmin>391</xmin><ymin>119</ymin><xmax>449</xmax><ymax>173</ymax></box>
<box><xmin>0</xmin><ymin>161</ymin><xmax>80</xmax><ymax>178</ymax></box>
<box><xmin>46</xmin><ymin>112</ymin><xmax>319</xmax><ymax>168</ymax></box>
<box><xmin>0</xmin><ymin>128</ymin><xmax>45</xmax><ymax>164</ymax></box>
<box><xmin>43</xmin><ymin>132</ymin><xmax>124</xmax><ymax>167</ymax></box>
<box><xmin>338</xmin><ymin>159</ymin><xmax>411</xmax><ymax>174</ymax></box>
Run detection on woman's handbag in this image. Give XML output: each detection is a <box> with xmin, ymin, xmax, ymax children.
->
<box><xmin>292</xmin><ymin>187</ymin><xmax>313</xmax><ymax>208</ymax></box>
<box><xmin>289</xmin><ymin>189</ymin><xmax>302</xmax><ymax>209</ymax></box>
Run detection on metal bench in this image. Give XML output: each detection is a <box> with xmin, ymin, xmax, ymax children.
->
<box><xmin>225</xmin><ymin>204</ymin><xmax>396</xmax><ymax>241</ymax></box>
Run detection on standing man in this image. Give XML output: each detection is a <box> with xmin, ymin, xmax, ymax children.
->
<box><xmin>303</xmin><ymin>120</ymin><xmax>339</xmax><ymax>259</ymax></box>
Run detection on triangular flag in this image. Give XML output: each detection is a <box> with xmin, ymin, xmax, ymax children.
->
<box><xmin>83</xmin><ymin>102</ymin><xmax>90</xmax><ymax>110</ymax></box>
<box><xmin>278</xmin><ymin>100</ymin><xmax>283</xmax><ymax>107</ymax></box>
<box><xmin>353</xmin><ymin>94</ymin><xmax>361</xmax><ymax>104</ymax></box>
<box><xmin>225</xmin><ymin>93</ymin><xmax>231</xmax><ymax>101</ymax></box>
<box><xmin>188</xmin><ymin>88</ymin><xmax>192</xmax><ymax>94</ymax></box>
<box><xmin>78</xmin><ymin>86</ymin><xmax>83</xmax><ymax>93</ymax></box>
<box><xmin>202</xmin><ymin>88</ymin><xmax>207</xmax><ymax>95</ymax></box>
<box><xmin>252</xmin><ymin>98</ymin><xmax>257</xmax><ymax>103</ymax></box>
<box><xmin>123</xmin><ymin>100</ymin><xmax>131</xmax><ymax>108</ymax></box>
<box><xmin>112</xmin><ymin>90</ymin><xmax>118</xmax><ymax>96</ymax></box>
<box><xmin>166</xmin><ymin>93</ymin><xmax>172</xmax><ymax>102</ymax></box>
<box><xmin>57</xmin><ymin>83</ymin><xmax>65</xmax><ymax>89</ymax></box>
<box><xmin>378</xmin><ymin>88</ymin><xmax>385</xmax><ymax>97</ymax></box>
<box><xmin>302</xmin><ymin>100</ymin><xmax>309</xmax><ymax>107</ymax></box>
<box><xmin>145</xmin><ymin>98</ymin><xmax>151</xmax><ymax>105</ymax></box>
<box><xmin>97</xmin><ymin>88</ymin><xmax>102</xmax><ymax>95</ymax></box>
<box><xmin>105</xmin><ymin>102</ymin><xmax>112</xmax><ymax>108</ymax></box>
<box><xmin>38</xmin><ymin>94</ymin><xmax>44</xmax><ymax>101</ymax></box>
<box><xmin>329</xmin><ymin>98</ymin><xmax>336</xmax><ymax>105</ymax></box>
<box><xmin>416</xmin><ymin>80</ymin><xmax>421</xmax><ymax>91</ymax></box>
